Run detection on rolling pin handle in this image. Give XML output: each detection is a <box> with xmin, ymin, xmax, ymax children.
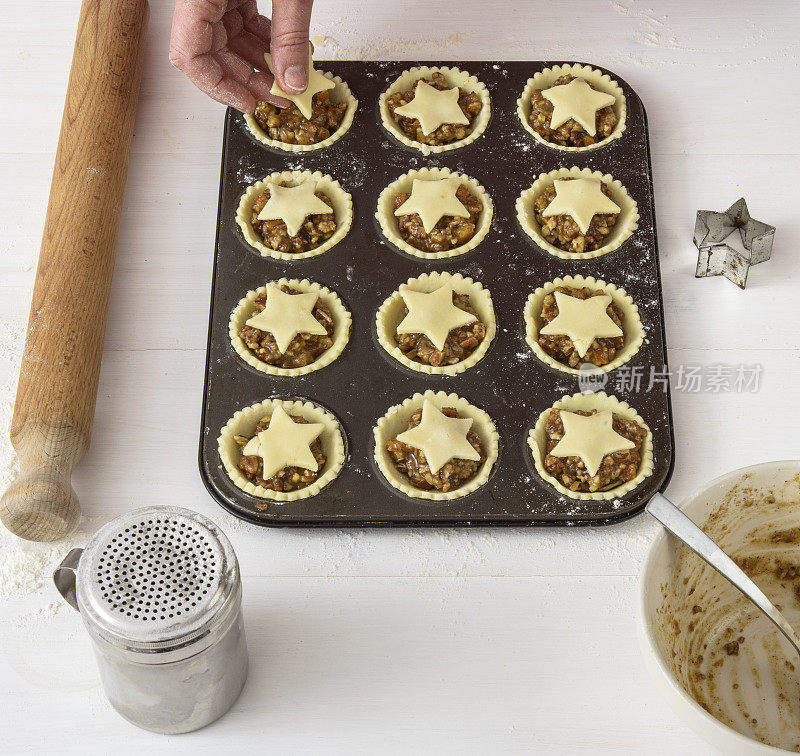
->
<box><xmin>0</xmin><ymin>422</ymin><xmax>85</xmax><ymax>541</ymax></box>
<box><xmin>0</xmin><ymin>470</ymin><xmax>81</xmax><ymax>543</ymax></box>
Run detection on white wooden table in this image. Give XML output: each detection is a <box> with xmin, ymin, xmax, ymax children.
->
<box><xmin>2</xmin><ymin>0</ymin><xmax>799</xmax><ymax>752</ymax></box>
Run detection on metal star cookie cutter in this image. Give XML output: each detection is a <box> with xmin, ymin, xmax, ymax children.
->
<box><xmin>694</xmin><ymin>198</ymin><xmax>775</xmax><ymax>289</ymax></box>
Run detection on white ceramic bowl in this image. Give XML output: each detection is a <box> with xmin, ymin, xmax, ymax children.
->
<box><xmin>638</xmin><ymin>461</ymin><xmax>800</xmax><ymax>755</ymax></box>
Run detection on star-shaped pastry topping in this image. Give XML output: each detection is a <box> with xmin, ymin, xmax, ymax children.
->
<box><xmin>393</xmin><ymin>177</ymin><xmax>470</xmax><ymax>234</ymax></box>
<box><xmin>245</xmin><ymin>283</ymin><xmax>327</xmax><ymax>353</ymax></box>
<box><xmin>541</xmin><ymin>78</ymin><xmax>616</xmax><ymax>136</ymax></box>
<box><xmin>541</xmin><ymin>178</ymin><xmax>621</xmax><ymax>235</ymax></box>
<box><xmin>396</xmin><ymin>283</ymin><xmax>478</xmax><ymax>351</ymax></box>
<box><xmin>548</xmin><ymin>410</ymin><xmax>635</xmax><ymax>478</ymax></box>
<box><xmin>256</xmin><ymin>180</ymin><xmax>332</xmax><ymax>237</ymax></box>
<box><xmin>539</xmin><ymin>291</ymin><xmax>623</xmax><ymax>359</ymax></box>
<box><xmin>393</xmin><ymin>80</ymin><xmax>469</xmax><ymax>136</ymax></box>
<box><xmin>396</xmin><ymin>399</ymin><xmax>481</xmax><ymax>475</ymax></box>
<box><xmin>264</xmin><ymin>48</ymin><xmax>335</xmax><ymax>120</ymax></box>
<box><xmin>242</xmin><ymin>405</ymin><xmax>324</xmax><ymax>479</ymax></box>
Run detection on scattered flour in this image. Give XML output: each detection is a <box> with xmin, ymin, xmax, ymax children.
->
<box><xmin>311</xmin><ymin>12</ymin><xmax>462</xmax><ymax>61</ymax></box>
<box><xmin>13</xmin><ymin>601</ymin><xmax>62</xmax><ymax>627</ymax></box>
<box><xmin>0</xmin><ymin>534</ymin><xmax>83</xmax><ymax>598</ymax></box>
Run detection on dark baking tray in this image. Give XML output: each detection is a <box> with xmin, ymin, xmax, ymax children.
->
<box><xmin>199</xmin><ymin>60</ymin><xmax>674</xmax><ymax>527</ymax></box>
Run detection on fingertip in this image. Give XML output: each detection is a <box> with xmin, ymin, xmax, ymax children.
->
<box><xmin>281</xmin><ymin>64</ymin><xmax>308</xmax><ymax>93</ymax></box>
<box><xmin>270</xmin><ymin>0</ymin><xmax>313</xmax><ymax>92</ymax></box>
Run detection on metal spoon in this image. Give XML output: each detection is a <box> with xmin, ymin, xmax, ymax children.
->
<box><xmin>646</xmin><ymin>492</ymin><xmax>800</xmax><ymax>657</ymax></box>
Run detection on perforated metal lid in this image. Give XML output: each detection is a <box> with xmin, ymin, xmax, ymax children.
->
<box><xmin>76</xmin><ymin>507</ymin><xmax>240</xmax><ymax>652</ymax></box>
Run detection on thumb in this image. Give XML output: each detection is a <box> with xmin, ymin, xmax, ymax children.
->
<box><xmin>270</xmin><ymin>0</ymin><xmax>314</xmax><ymax>93</ymax></box>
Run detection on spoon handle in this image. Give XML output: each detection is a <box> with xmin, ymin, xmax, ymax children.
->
<box><xmin>646</xmin><ymin>493</ymin><xmax>800</xmax><ymax>656</ymax></box>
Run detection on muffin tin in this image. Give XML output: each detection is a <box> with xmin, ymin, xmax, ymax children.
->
<box><xmin>198</xmin><ymin>60</ymin><xmax>675</xmax><ymax>527</ymax></box>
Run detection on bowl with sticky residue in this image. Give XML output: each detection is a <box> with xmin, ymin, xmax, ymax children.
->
<box><xmin>639</xmin><ymin>461</ymin><xmax>800</xmax><ymax>754</ymax></box>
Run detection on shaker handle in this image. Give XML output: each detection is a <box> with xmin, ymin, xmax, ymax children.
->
<box><xmin>53</xmin><ymin>548</ymin><xmax>83</xmax><ymax>611</ymax></box>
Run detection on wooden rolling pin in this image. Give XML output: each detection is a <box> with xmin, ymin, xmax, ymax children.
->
<box><xmin>0</xmin><ymin>0</ymin><xmax>149</xmax><ymax>542</ymax></box>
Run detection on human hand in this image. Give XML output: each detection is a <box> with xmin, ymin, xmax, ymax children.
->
<box><xmin>169</xmin><ymin>0</ymin><xmax>314</xmax><ymax>113</ymax></box>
